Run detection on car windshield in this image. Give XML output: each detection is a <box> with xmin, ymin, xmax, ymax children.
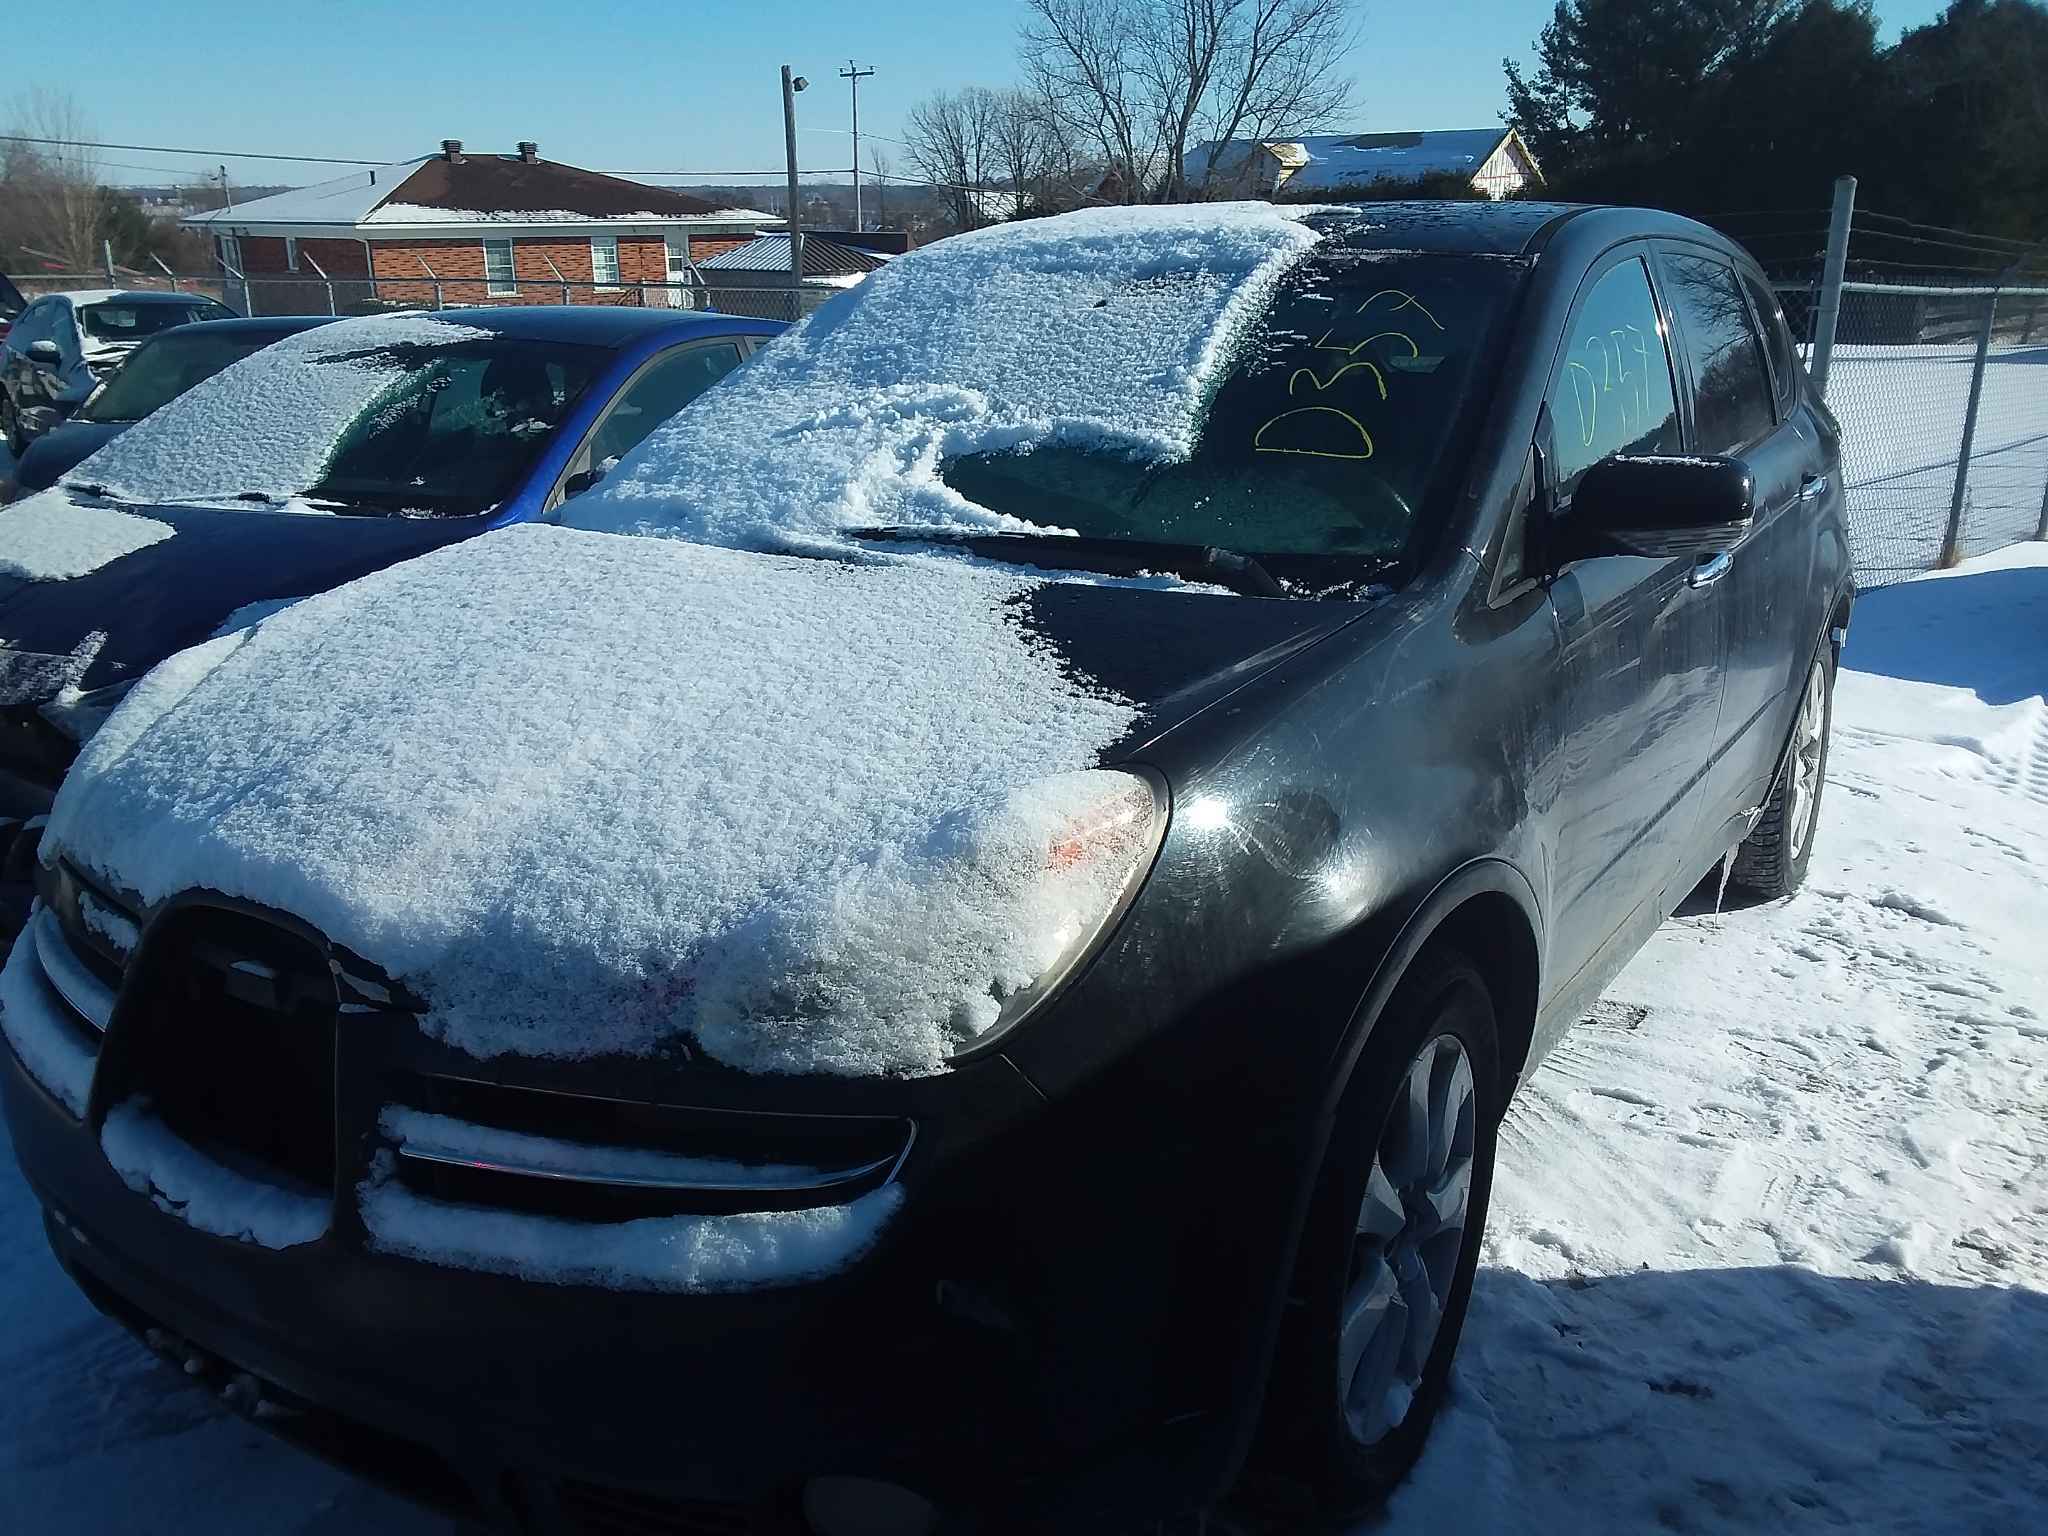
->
<box><xmin>299</xmin><ymin>336</ymin><xmax>607</xmax><ymax>516</ymax></box>
<box><xmin>76</xmin><ymin>301</ymin><xmax>230</xmax><ymax>343</ymax></box>
<box><xmin>79</xmin><ymin>330</ymin><xmax>298</xmax><ymax>423</ymax></box>
<box><xmin>937</xmin><ymin>252</ymin><xmax>1520</xmax><ymax>567</ymax></box>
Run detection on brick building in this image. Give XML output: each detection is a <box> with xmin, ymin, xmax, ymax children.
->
<box><xmin>182</xmin><ymin>140</ymin><xmax>776</xmax><ymax>315</ymax></box>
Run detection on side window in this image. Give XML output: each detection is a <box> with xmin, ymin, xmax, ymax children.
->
<box><xmin>1548</xmin><ymin>255</ymin><xmax>1682</xmax><ymax>494</ymax></box>
<box><xmin>1661</xmin><ymin>253</ymin><xmax>1776</xmax><ymax>454</ymax></box>
<box><xmin>5</xmin><ymin>300</ymin><xmax>43</xmax><ymax>351</ymax></box>
<box><xmin>588</xmin><ymin>342</ymin><xmax>744</xmax><ymax>466</ymax></box>
<box><xmin>1740</xmin><ymin>270</ymin><xmax>1800</xmax><ymax>413</ymax></box>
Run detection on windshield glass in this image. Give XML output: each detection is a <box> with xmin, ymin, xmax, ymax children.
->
<box><xmin>81</xmin><ymin>330</ymin><xmax>296</xmax><ymax>422</ymax></box>
<box><xmin>77</xmin><ymin>301</ymin><xmax>230</xmax><ymax>343</ymax></box>
<box><xmin>300</xmin><ymin>336</ymin><xmax>607</xmax><ymax>516</ymax></box>
<box><xmin>937</xmin><ymin>253</ymin><xmax>1521</xmax><ymax>564</ymax></box>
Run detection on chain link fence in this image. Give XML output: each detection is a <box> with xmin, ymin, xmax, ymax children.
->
<box><xmin>1788</xmin><ymin>277</ymin><xmax>2048</xmax><ymax>584</ymax></box>
<box><xmin>9</xmin><ymin>268</ymin><xmax>831</xmax><ymax>324</ymax></box>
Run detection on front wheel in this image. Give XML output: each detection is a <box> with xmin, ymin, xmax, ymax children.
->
<box><xmin>1733</xmin><ymin>646</ymin><xmax>1835</xmax><ymax>899</ymax></box>
<box><xmin>1254</xmin><ymin>953</ymin><xmax>1501</xmax><ymax>1516</ymax></box>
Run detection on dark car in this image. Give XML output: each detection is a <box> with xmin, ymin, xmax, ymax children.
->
<box><xmin>1</xmin><ymin>317</ymin><xmax>339</xmax><ymax>504</ymax></box>
<box><xmin>0</xmin><ymin>304</ymin><xmax>783</xmax><ymax>844</ymax></box>
<box><xmin>1</xmin><ymin>290</ymin><xmax>238</xmax><ymax>453</ymax></box>
<box><xmin>1</xmin><ymin>204</ymin><xmax>1850</xmax><ymax>1534</ymax></box>
<box><xmin>0</xmin><ymin>272</ymin><xmax>25</xmax><ymax>345</ymax></box>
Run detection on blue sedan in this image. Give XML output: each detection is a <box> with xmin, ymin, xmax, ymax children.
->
<box><xmin>0</xmin><ymin>305</ymin><xmax>784</xmax><ymax>833</ymax></box>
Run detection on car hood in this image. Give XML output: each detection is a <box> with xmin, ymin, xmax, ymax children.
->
<box><xmin>46</xmin><ymin>524</ymin><xmax>1358</xmax><ymax>1077</ymax></box>
<box><xmin>11</xmin><ymin>420</ymin><xmax>129</xmax><ymax>496</ymax></box>
<box><xmin>0</xmin><ymin>499</ymin><xmax>481</xmax><ymax>703</ymax></box>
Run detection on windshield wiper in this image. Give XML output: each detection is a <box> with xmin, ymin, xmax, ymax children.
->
<box><xmin>850</xmin><ymin>526</ymin><xmax>1290</xmax><ymax>599</ymax></box>
<box><xmin>63</xmin><ymin>482</ymin><xmax>287</xmax><ymax>509</ymax></box>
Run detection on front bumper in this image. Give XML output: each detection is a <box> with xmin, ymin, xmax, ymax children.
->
<box><xmin>1</xmin><ymin>892</ymin><xmax>1316</xmax><ymax>1533</ymax></box>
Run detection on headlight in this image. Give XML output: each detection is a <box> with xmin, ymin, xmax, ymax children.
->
<box><xmin>960</xmin><ymin>766</ymin><xmax>1168</xmax><ymax>1052</ymax></box>
<box><xmin>38</xmin><ymin>677</ymin><xmax>137</xmax><ymax>744</ymax></box>
<box><xmin>688</xmin><ymin>767</ymin><xmax>1168</xmax><ymax>1075</ymax></box>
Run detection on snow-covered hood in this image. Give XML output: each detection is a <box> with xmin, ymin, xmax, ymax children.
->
<box><xmin>42</xmin><ymin>525</ymin><xmax>1342</xmax><ymax>1078</ymax></box>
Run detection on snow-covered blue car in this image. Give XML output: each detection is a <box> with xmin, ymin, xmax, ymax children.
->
<box><xmin>0</xmin><ymin>305</ymin><xmax>784</xmax><ymax>836</ymax></box>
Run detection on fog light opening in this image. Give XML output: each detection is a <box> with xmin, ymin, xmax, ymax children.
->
<box><xmin>803</xmin><ymin>1475</ymin><xmax>940</xmax><ymax>1536</ymax></box>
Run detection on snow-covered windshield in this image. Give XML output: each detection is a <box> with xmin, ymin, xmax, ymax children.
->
<box><xmin>573</xmin><ymin>204</ymin><xmax>1328</xmax><ymax>554</ymax></box>
<box><xmin>69</xmin><ymin>315</ymin><xmax>601</xmax><ymax>517</ymax></box>
<box><xmin>80</xmin><ymin>328</ymin><xmax>297</xmax><ymax>423</ymax></box>
<box><xmin>938</xmin><ymin>253</ymin><xmax>1519</xmax><ymax>561</ymax></box>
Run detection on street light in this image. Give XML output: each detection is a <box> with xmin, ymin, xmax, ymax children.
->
<box><xmin>783</xmin><ymin>66</ymin><xmax>807</xmax><ymax>307</ymax></box>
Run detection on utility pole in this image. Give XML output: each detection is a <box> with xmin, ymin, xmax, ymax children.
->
<box><xmin>839</xmin><ymin>60</ymin><xmax>876</xmax><ymax>232</ymax></box>
<box><xmin>782</xmin><ymin>65</ymin><xmax>807</xmax><ymax>314</ymax></box>
<box><xmin>218</xmin><ymin>163</ymin><xmax>234</xmax><ymax>212</ymax></box>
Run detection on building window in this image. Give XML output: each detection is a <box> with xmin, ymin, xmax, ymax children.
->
<box><xmin>590</xmin><ymin>235</ymin><xmax>621</xmax><ymax>290</ymax></box>
<box><xmin>217</xmin><ymin>234</ymin><xmax>242</xmax><ymax>274</ymax></box>
<box><xmin>284</xmin><ymin>236</ymin><xmax>300</xmax><ymax>272</ymax></box>
<box><xmin>483</xmin><ymin>238</ymin><xmax>517</xmax><ymax>297</ymax></box>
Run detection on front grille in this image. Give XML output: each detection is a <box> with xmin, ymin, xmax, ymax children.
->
<box><xmin>130</xmin><ymin>911</ymin><xmax>339</xmax><ymax>1191</ymax></box>
<box><xmin>557</xmin><ymin>1478</ymin><xmax>793</xmax><ymax>1536</ymax></box>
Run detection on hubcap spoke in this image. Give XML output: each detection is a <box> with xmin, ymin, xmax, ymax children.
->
<box><xmin>1358</xmin><ymin>1160</ymin><xmax>1406</xmax><ymax>1242</ymax></box>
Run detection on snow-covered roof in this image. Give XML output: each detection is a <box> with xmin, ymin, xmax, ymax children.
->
<box><xmin>579</xmin><ymin>202</ymin><xmax>1324</xmax><ymax>552</ymax></box>
<box><xmin>698</xmin><ymin>233</ymin><xmax>889</xmax><ymax>276</ymax></box>
<box><xmin>1187</xmin><ymin>128</ymin><xmax>1517</xmax><ymax>191</ymax></box>
<box><xmin>184</xmin><ymin>152</ymin><xmax>775</xmax><ymax>235</ymax></box>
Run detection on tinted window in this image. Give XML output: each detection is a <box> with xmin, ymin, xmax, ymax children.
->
<box><xmin>1548</xmin><ymin>256</ymin><xmax>1681</xmax><ymax>492</ymax></box>
<box><xmin>308</xmin><ymin>338</ymin><xmax>607</xmax><ymax>515</ymax></box>
<box><xmin>1741</xmin><ymin>270</ymin><xmax>1800</xmax><ymax>411</ymax></box>
<box><xmin>77</xmin><ymin>300</ymin><xmax>231</xmax><ymax>343</ymax></box>
<box><xmin>1662</xmin><ymin>253</ymin><xmax>1776</xmax><ymax>454</ymax></box>
<box><xmin>590</xmin><ymin>342</ymin><xmax>744</xmax><ymax>465</ymax></box>
<box><xmin>937</xmin><ymin>253</ymin><xmax>1521</xmax><ymax>564</ymax></box>
<box><xmin>81</xmin><ymin>329</ymin><xmax>293</xmax><ymax>422</ymax></box>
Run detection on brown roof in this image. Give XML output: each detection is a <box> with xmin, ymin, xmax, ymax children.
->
<box><xmin>385</xmin><ymin>155</ymin><xmax>723</xmax><ymax>218</ymax></box>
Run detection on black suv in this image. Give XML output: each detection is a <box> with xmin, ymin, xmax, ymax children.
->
<box><xmin>3</xmin><ymin>203</ymin><xmax>1850</xmax><ymax>1534</ymax></box>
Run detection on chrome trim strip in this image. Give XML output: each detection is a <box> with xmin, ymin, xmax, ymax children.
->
<box><xmin>390</xmin><ymin>1116</ymin><xmax>915</xmax><ymax>1197</ymax></box>
<box><xmin>31</xmin><ymin>905</ymin><xmax>113</xmax><ymax>1036</ymax></box>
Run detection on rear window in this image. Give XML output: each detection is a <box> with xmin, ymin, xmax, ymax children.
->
<box><xmin>77</xmin><ymin>301</ymin><xmax>233</xmax><ymax>342</ymax></box>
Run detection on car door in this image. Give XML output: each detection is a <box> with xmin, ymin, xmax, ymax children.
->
<box><xmin>1541</xmin><ymin>248</ymin><xmax>1728</xmax><ymax>999</ymax></box>
<box><xmin>548</xmin><ymin>338</ymin><xmax>749</xmax><ymax>508</ymax></box>
<box><xmin>1654</xmin><ymin>246</ymin><xmax>1820</xmax><ymax>846</ymax></box>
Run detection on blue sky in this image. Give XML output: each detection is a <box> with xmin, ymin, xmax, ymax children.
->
<box><xmin>12</xmin><ymin>0</ymin><xmax>1954</xmax><ymax>189</ymax></box>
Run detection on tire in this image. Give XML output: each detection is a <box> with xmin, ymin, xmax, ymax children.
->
<box><xmin>1732</xmin><ymin>645</ymin><xmax>1835</xmax><ymax>900</ymax></box>
<box><xmin>1252</xmin><ymin>952</ymin><xmax>1502</xmax><ymax>1518</ymax></box>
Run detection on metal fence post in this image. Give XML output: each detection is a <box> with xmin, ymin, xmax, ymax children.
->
<box><xmin>302</xmin><ymin>252</ymin><xmax>337</xmax><ymax>315</ymax></box>
<box><xmin>1941</xmin><ymin>286</ymin><xmax>2001</xmax><ymax>568</ymax></box>
<box><xmin>1810</xmin><ymin>176</ymin><xmax>1857</xmax><ymax>397</ymax></box>
<box><xmin>413</xmin><ymin>254</ymin><xmax>443</xmax><ymax>311</ymax></box>
<box><xmin>102</xmin><ymin>239</ymin><xmax>116</xmax><ymax>284</ymax></box>
<box><xmin>541</xmin><ymin>253</ymin><xmax>570</xmax><ymax>304</ymax></box>
<box><xmin>150</xmin><ymin>253</ymin><xmax>180</xmax><ymax>293</ymax></box>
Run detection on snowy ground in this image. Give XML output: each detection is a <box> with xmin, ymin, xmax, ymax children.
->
<box><xmin>2</xmin><ymin>547</ymin><xmax>2044</xmax><ymax>1532</ymax></box>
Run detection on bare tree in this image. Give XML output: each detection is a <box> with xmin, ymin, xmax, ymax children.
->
<box><xmin>0</xmin><ymin>90</ymin><xmax>104</xmax><ymax>269</ymax></box>
<box><xmin>1021</xmin><ymin>0</ymin><xmax>1358</xmax><ymax>202</ymax></box>
<box><xmin>903</xmin><ymin>87</ymin><xmax>1004</xmax><ymax>231</ymax></box>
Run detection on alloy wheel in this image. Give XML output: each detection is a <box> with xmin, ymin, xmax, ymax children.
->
<box><xmin>1788</xmin><ymin>660</ymin><xmax>1828</xmax><ymax>859</ymax></box>
<box><xmin>1337</xmin><ymin>1033</ymin><xmax>1477</xmax><ymax>1448</ymax></box>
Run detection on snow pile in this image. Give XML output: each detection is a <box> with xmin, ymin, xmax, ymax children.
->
<box><xmin>0</xmin><ymin>911</ymin><xmax>95</xmax><ymax>1115</ymax></box>
<box><xmin>365</xmin><ymin>205</ymin><xmax>752</xmax><ymax>225</ymax></box>
<box><xmin>0</xmin><ymin>496</ymin><xmax>172</xmax><ymax>582</ymax></box>
<box><xmin>45</xmin><ymin>524</ymin><xmax>1139</xmax><ymax>1075</ymax></box>
<box><xmin>359</xmin><ymin>1153</ymin><xmax>901</xmax><ymax>1291</ymax></box>
<box><xmin>99</xmin><ymin>1101</ymin><xmax>329</xmax><ymax>1249</ymax></box>
<box><xmin>574</xmin><ymin>202</ymin><xmax>1323</xmax><ymax>551</ymax></box>
<box><xmin>65</xmin><ymin>313</ymin><xmax>493</xmax><ymax>506</ymax></box>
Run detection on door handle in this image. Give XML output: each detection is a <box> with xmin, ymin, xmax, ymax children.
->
<box><xmin>1798</xmin><ymin>473</ymin><xmax>1829</xmax><ymax>501</ymax></box>
<box><xmin>1689</xmin><ymin>550</ymin><xmax>1732</xmax><ymax>589</ymax></box>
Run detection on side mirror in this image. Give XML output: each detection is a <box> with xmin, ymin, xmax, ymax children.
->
<box><xmin>26</xmin><ymin>339</ymin><xmax>61</xmax><ymax>366</ymax></box>
<box><xmin>1551</xmin><ymin>454</ymin><xmax>1753</xmax><ymax>566</ymax></box>
<box><xmin>561</xmin><ymin>466</ymin><xmax>607</xmax><ymax>499</ymax></box>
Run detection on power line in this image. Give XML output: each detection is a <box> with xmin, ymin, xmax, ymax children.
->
<box><xmin>1</xmin><ymin>133</ymin><xmax>386</xmax><ymax>167</ymax></box>
<box><xmin>1856</xmin><ymin>208</ymin><xmax>2034</xmax><ymax>252</ymax></box>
